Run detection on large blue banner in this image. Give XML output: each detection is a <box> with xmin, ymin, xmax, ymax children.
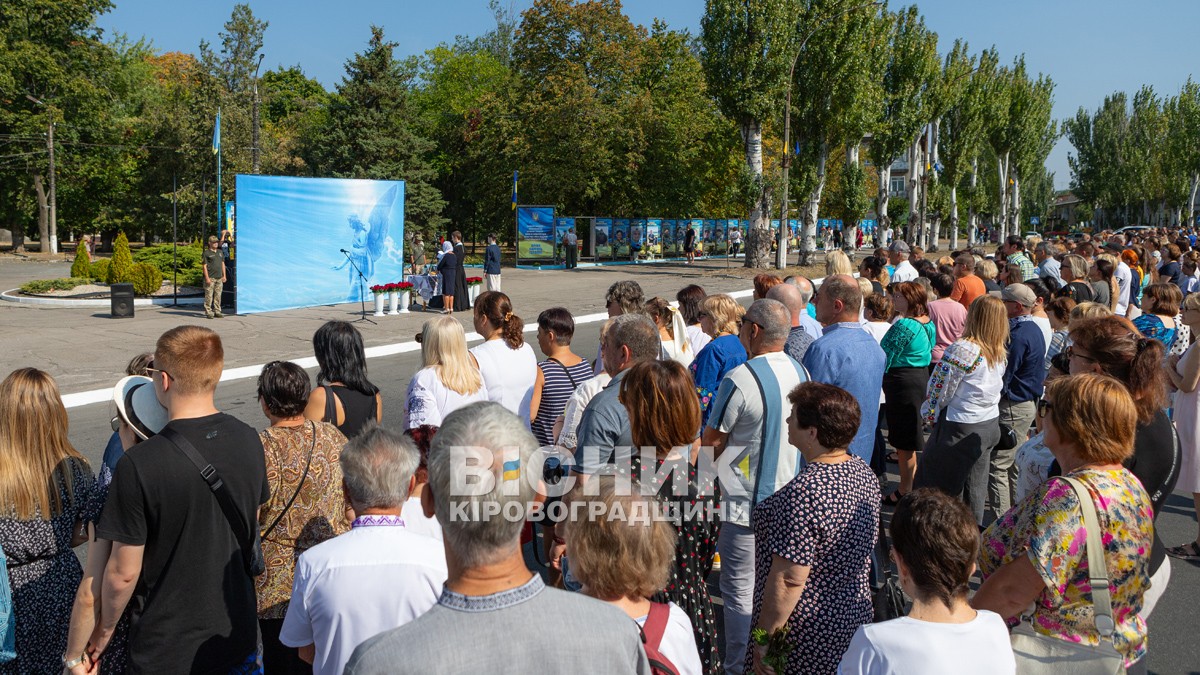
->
<box><xmin>661</xmin><ymin>219</ymin><xmax>676</xmax><ymax>256</ymax></box>
<box><xmin>236</xmin><ymin>175</ymin><xmax>404</xmax><ymax>314</ymax></box>
<box><xmin>645</xmin><ymin>219</ymin><xmax>662</xmax><ymax>255</ymax></box>
<box><xmin>517</xmin><ymin>206</ymin><xmax>556</xmax><ymax>260</ymax></box>
<box><xmin>614</xmin><ymin>219</ymin><xmax>631</xmax><ymax>258</ymax></box>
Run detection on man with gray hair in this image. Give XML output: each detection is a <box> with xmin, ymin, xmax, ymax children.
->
<box><xmin>766</xmin><ymin>283</ymin><xmax>814</xmax><ymax>362</ymax></box>
<box><xmin>1033</xmin><ymin>241</ymin><xmax>1063</xmax><ymax>288</ymax></box>
<box><xmin>802</xmin><ymin>274</ymin><xmax>886</xmax><ymax>463</ymax></box>
<box><xmin>280</xmin><ymin>424</ymin><xmax>447</xmax><ymax>675</ymax></box>
<box><xmin>573</xmin><ymin>312</ymin><xmax>661</xmax><ymax>475</ymax></box>
<box><xmin>784</xmin><ymin>275</ymin><xmax>824</xmax><ymax>339</ymax></box>
<box><xmin>700</xmin><ymin>298</ymin><xmax>809</xmax><ymax>675</ymax></box>
<box><xmin>345</xmin><ymin>403</ymin><xmax>650</xmax><ymax>674</ymax></box>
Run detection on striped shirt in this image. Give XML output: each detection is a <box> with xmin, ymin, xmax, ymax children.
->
<box><xmin>708</xmin><ymin>351</ymin><xmax>810</xmax><ymax>527</ymax></box>
<box><xmin>531</xmin><ymin>359</ymin><xmax>594</xmax><ymax>447</ymax></box>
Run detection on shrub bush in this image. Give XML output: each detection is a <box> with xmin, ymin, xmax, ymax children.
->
<box><xmin>107</xmin><ymin>232</ymin><xmax>134</xmax><ymax>284</ymax></box>
<box><xmin>70</xmin><ymin>245</ymin><xmax>91</xmax><ymax>279</ymax></box>
<box><xmin>130</xmin><ymin>263</ymin><xmax>164</xmax><ymax>296</ymax></box>
<box><xmin>21</xmin><ymin>278</ymin><xmax>91</xmax><ymax>294</ymax></box>
<box><xmin>90</xmin><ymin>258</ymin><xmax>111</xmax><ymax>281</ymax></box>
<box><xmin>133</xmin><ymin>242</ymin><xmax>203</xmax><ymax>276</ymax></box>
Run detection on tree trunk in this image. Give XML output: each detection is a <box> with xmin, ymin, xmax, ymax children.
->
<box><xmin>877</xmin><ymin>159</ymin><xmax>891</xmax><ymax>235</ymax></box>
<box><xmin>907</xmin><ymin>140</ymin><xmax>920</xmax><ymax>245</ymax></box>
<box><xmin>844</xmin><ymin>144</ymin><xmax>859</xmax><ymax>258</ymax></box>
<box><xmin>950</xmin><ymin>185</ymin><xmax>960</xmax><ymax>251</ymax></box>
<box><xmin>799</xmin><ymin>143</ymin><xmax>828</xmax><ymax>266</ymax></box>
<box><xmin>968</xmin><ymin>157</ymin><xmax>978</xmax><ymax>246</ymax></box>
<box><xmin>1012</xmin><ymin>172</ymin><xmax>1022</xmax><ymax>236</ymax></box>
<box><xmin>33</xmin><ymin>174</ymin><xmax>49</xmax><ymax>253</ymax></box>
<box><xmin>1188</xmin><ymin>173</ymin><xmax>1199</xmax><ymax>228</ymax></box>
<box><xmin>741</xmin><ymin>119</ymin><xmax>771</xmax><ymax>269</ymax></box>
<box><xmin>997</xmin><ymin>153</ymin><xmax>1009</xmax><ymax>241</ymax></box>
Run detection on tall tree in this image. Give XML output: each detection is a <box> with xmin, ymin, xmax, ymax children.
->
<box><xmin>936</xmin><ymin>43</ymin><xmax>986</xmax><ymax>249</ymax></box>
<box><xmin>1007</xmin><ymin>69</ymin><xmax>1056</xmax><ymax>233</ymax></box>
<box><xmin>701</xmin><ymin>0</ymin><xmax>799</xmax><ymax>267</ymax></box>
<box><xmin>309</xmin><ymin>26</ymin><xmax>445</xmax><ymax>236</ymax></box>
<box><xmin>868</xmin><ymin>5</ymin><xmax>938</xmax><ymax>244</ymax></box>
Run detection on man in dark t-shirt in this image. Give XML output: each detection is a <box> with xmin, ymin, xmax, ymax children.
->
<box><xmin>93</xmin><ymin>326</ymin><xmax>268</xmax><ymax>673</ymax></box>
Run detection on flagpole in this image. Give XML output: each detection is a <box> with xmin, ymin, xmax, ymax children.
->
<box><xmin>214</xmin><ymin>108</ymin><xmax>221</xmax><ymax>242</ymax></box>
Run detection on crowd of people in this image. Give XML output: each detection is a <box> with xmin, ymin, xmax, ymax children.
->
<box><xmin>0</xmin><ymin>225</ymin><xmax>1197</xmax><ymax>674</ymax></box>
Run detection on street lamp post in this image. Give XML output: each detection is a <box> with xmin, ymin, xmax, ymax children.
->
<box><xmin>26</xmin><ymin>94</ymin><xmax>58</xmax><ymax>254</ymax></box>
<box><xmin>252</xmin><ymin>53</ymin><xmax>265</xmax><ymax>174</ymax></box>
<box><xmin>777</xmin><ymin>1</ymin><xmax>882</xmax><ymax>269</ymax></box>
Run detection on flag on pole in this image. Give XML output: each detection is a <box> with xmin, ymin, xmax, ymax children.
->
<box><xmin>212</xmin><ymin>109</ymin><xmax>221</xmax><ymax>155</ymax></box>
<box><xmin>511</xmin><ymin>170</ymin><xmax>518</xmax><ymax>210</ymax></box>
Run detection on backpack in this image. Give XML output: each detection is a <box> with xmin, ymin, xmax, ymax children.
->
<box><xmin>639</xmin><ymin>602</ymin><xmax>680</xmax><ymax>675</ymax></box>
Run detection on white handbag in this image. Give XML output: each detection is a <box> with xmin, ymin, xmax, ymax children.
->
<box><xmin>1008</xmin><ymin>476</ymin><xmax>1126</xmax><ymax>675</ymax></box>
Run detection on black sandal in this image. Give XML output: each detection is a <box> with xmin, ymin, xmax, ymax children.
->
<box><xmin>882</xmin><ymin>490</ymin><xmax>905</xmax><ymax>506</ymax></box>
<box><xmin>1166</xmin><ymin>542</ymin><xmax>1200</xmax><ymax>559</ymax></box>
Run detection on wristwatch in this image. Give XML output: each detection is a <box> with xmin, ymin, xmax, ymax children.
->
<box><xmin>63</xmin><ymin>652</ymin><xmax>87</xmax><ymax>669</ymax></box>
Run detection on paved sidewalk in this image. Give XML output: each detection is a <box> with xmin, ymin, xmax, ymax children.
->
<box><xmin>0</xmin><ymin>257</ymin><xmax>757</xmax><ymax>396</ymax></box>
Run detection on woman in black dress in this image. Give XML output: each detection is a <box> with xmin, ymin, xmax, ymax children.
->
<box><xmin>0</xmin><ymin>369</ymin><xmax>97</xmax><ymax>674</ymax></box>
<box><xmin>452</xmin><ymin>231</ymin><xmax>470</xmax><ymax>310</ymax></box>
<box><xmin>436</xmin><ymin>242</ymin><xmax>458</xmax><ymax>314</ymax></box>
<box><xmin>618</xmin><ymin>360</ymin><xmax>722</xmax><ymax>674</ymax></box>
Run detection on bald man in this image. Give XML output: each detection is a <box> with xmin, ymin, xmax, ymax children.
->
<box><xmin>784</xmin><ymin>275</ymin><xmax>823</xmax><ymax>340</ymax></box>
<box><xmin>766</xmin><ymin>283</ymin><xmax>814</xmax><ymax>362</ymax></box>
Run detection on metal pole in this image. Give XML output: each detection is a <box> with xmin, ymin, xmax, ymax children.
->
<box><xmin>252</xmin><ymin>54</ymin><xmax>264</xmax><ymax>174</ymax></box>
<box><xmin>172</xmin><ymin>172</ymin><xmax>178</xmax><ymax>306</ymax></box>
<box><xmin>47</xmin><ymin>113</ymin><xmax>57</xmax><ymax>254</ymax></box>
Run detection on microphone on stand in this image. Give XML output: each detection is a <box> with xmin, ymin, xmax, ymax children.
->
<box><xmin>340</xmin><ymin>248</ymin><xmax>349</xmax><ymax>253</ymax></box>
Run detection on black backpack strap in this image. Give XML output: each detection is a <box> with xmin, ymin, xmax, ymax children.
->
<box><xmin>160</xmin><ymin>426</ymin><xmax>257</xmax><ymax>566</ymax></box>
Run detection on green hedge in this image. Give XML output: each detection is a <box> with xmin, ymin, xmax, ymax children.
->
<box><xmin>70</xmin><ymin>246</ymin><xmax>91</xmax><ymax>279</ymax></box>
<box><xmin>130</xmin><ymin>263</ymin><xmax>163</xmax><ymax>296</ymax></box>
<box><xmin>20</xmin><ymin>278</ymin><xmax>91</xmax><ymax>294</ymax></box>
<box><xmin>107</xmin><ymin>232</ymin><xmax>134</xmax><ymax>284</ymax></box>
<box><xmin>90</xmin><ymin>259</ymin><xmax>111</xmax><ymax>280</ymax></box>
<box><xmin>134</xmin><ymin>242</ymin><xmax>204</xmax><ymax>288</ymax></box>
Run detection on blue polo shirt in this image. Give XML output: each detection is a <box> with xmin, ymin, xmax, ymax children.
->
<box><xmin>1003</xmin><ymin>317</ymin><xmax>1047</xmax><ymax>403</ymax></box>
<box><xmin>802</xmin><ymin>322</ymin><xmax>886</xmax><ymax>462</ymax></box>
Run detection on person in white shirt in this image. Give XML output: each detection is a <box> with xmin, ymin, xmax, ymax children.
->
<box><xmin>839</xmin><ymin>489</ymin><xmax>1015</xmax><ymax>675</ymax></box>
<box><xmin>913</xmin><ymin>295</ymin><xmax>1008</xmax><ymax>526</ymax></box>
<box><xmin>565</xmin><ymin>475</ymin><xmax>704</xmax><ymax>675</ymax></box>
<box><xmin>405</xmin><ymin>316</ymin><xmax>488</xmax><ymax>429</ymax></box>
<box><xmin>400</xmin><ymin>425</ymin><xmax>444</xmax><ymax>541</ymax></box>
<box><xmin>280</xmin><ymin>425</ymin><xmax>449</xmax><ymax>675</ymax></box>
<box><xmin>887</xmin><ymin>240</ymin><xmax>918</xmax><ymax>283</ymax></box>
<box><xmin>470</xmin><ymin>291</ymin><xmax>538</xmax><ymax>422</ymax></box>
<box><xmin>1105</xmin><ymin>240</ymin><xmax>1134</xmax><ymax>314</ymax></box>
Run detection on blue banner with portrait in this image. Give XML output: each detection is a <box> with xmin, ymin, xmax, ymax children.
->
<box><xmin>661</xmin><ymin>219</ymin><xmax>676</xmax><ymax>256</ymax></box>
<box><xmin>614</xmin><ymin>219</ymin><xmax>631</xmax><ymax>258</ymax></box>
<box><xmin>595</xmin><ymin>217</ymin><xmax>613</xmax><ymax>258</ymax></box>
<box><xmin>517</xmin><ymin>206</ymin><xmax>556</xmax><ymax>260</ymax></box>
<box><xmin>235</xmin><ymin>175</ymin><xmax>405</xmax><ymax>314</ymax></box>
<box><xmin>645</xmin><ymin>219</ymin><xmax>662</xmax><ymax>255</ymax></box>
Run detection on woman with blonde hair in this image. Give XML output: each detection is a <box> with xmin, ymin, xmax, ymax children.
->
<box><xmin>1058</xmin><ymin>253</ymin><xmax>1096</xmax><ymax>303</ymax></box>
<box><xmin>564</xmin><ymin>476</ymin><xmax>702</xmax><ymax>675</ymax></box>
<box><xmin>690</xmin><ymin>294</ymin><xmax>748</xmax><ymax>425</ymax></box>
<box><xmin>977</xmin><ymin>259</ymin><xmax>1001</xmax><ymax>293</ymax></box>
<box><xmin>404</xmin><ymin>316</ymin><xmax>488</xmax><ymax>428</ymax></box>
<box><xmin>618</xmin><ymin>359</ymin><xmax>721</xmax><ymax>673</ymax></box>
<box><xmin>974</xmin><ymin>374</ymin><xmax>1153</xmax><ymax>672</ymax></box>
<box><xmin>914</xmin><ymin>296</ymin><xmax>1008</xmax><ymax>524</ymax></box>
<box><xmin>1069</xmin><ymin>300</ymin><xmax>1113</xmax><ymax>328</ymax></box>
<box><xmin>826</xmin><ymin>249</ymin><xmax>854</xmax><ymax>277</ymax></box>
<box><xmin>0</xmin><ymin>368</ymin><xmax>96</xmax><ymax>674</ymax></box>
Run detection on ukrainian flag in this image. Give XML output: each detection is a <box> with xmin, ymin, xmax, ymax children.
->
<box><xmin>511</xmin><ymin>170</ymin><xmax>518</xmax><ymax>210</ymax></box>
<box><xmin>212</xmin><ymin>109</ymin><xmax>221</xmax><ymax>155</ymax></box>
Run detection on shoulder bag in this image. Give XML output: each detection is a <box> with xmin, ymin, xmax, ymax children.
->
<box><xmin>261</xmin><ymin>421</ymin><xmax>317</xmax><ymax>542</ymax></box>
<box><xmin>161</xmin><ymin>426</ymin><xmax>266</xmax><ymax>577</ymax></box>
<box><xmin>1008</xmin><ymin>476</ymin><xmax>1126</xmax><ymax>675</ymax></box>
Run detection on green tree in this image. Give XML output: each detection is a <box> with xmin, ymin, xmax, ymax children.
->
<box><xmin>869</xmin><ymin>6</ymin><xmax>938</xmax><ymax>241</ymax></box>
<box><xmin>938</xmin><ymin>45</ymin><xmax>988</xmax><ymax>249</ymax></box>
<box><xmin>71</xmin><ymin>242</ymin><xmax>91</xmax><ymax>277</ymax></box>
<box><xmin>701</xmin><ymin>0</ymin><xmax>800</xmax><ymax>267</ymax></box>
<box><xmin>308</xmin><ymin>26</ymin><xmax>446</xmax><ymax>235</ymax></box>
<box><xmin>107</xmin><ymin>231</ymin><xmax>133</xmax><ymax>283</ymax></box>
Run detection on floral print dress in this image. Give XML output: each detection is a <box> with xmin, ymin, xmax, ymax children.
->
<box><xmin>980</xmin><ymin>468</ymin><xmax>1154</xmax><ymax>666</ymax></box>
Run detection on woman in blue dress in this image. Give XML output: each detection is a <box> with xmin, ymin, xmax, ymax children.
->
<box><xmin>1133</xmin><ymin>283</ymin><xmax>1184</xmax><ymax>351</ymax></box>
<box><xmin>689</xmin><ymin>294</ymin><xmax>747</xmax><ymax>427</ymax></box>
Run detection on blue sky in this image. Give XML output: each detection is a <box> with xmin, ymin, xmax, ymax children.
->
<box><xmin>97</xmin><ymin>0</ymin><xmax>1199</xmax><ymax>189</ymax></box>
